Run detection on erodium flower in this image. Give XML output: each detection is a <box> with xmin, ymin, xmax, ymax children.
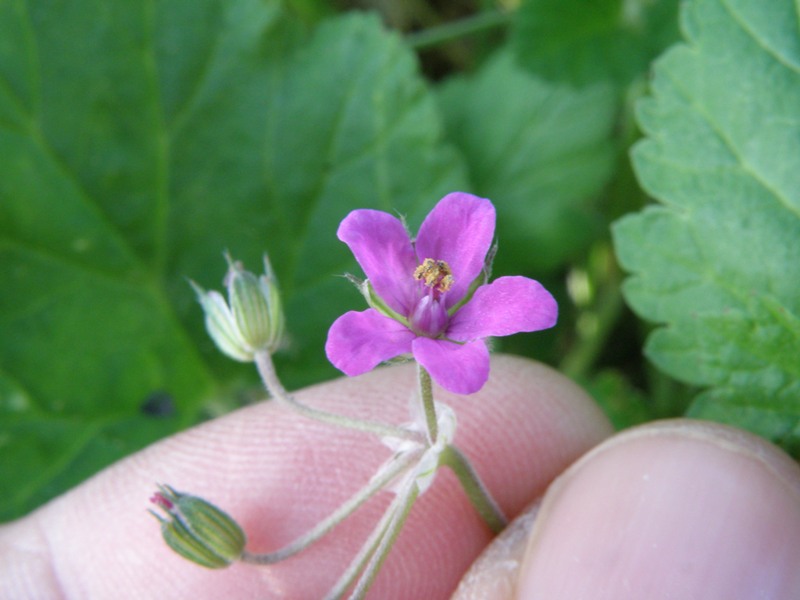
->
<box><xmin>325</xmin><ymin>192</ymin><xmax>558</xmax><ymax>394</ymax></box>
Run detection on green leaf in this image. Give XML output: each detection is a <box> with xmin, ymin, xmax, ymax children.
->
<box><xmin>261</xmin><ymin>14</ymin><xmax>467</xmax><ymax>386</ymax></box>
<box><xmin>0</xmin><ymin>2</ymin><xmax>465</xmax><ymax>520</ymax></box>
<box><xmin>612</xmin><ymin>0</ymin><xmax>800</xmax><ymax>450</ymax></box>
<box><xmin>511</xmin><ymin>0</ymin><xmax>681</xmax><ymax>86</ymax></box>
<box><xmin>438</xmin><ymin>52</ymin><xmax>617</xmax><ymax>274</ymax></box>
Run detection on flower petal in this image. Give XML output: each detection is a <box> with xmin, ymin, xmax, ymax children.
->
<box><xmin>414</xmin><ymin>193</ymin><xmax>495</xmax><ymax>308</ymax></box>
<box><xmin>412</xmin><ymin>337</ymin><xmax>490</xmax><ymax>395</ymax></box>
<box><xmin>337</xmin><ymin>209</ymin><xmax>418</xmax><ymax>314</ymax></box>
<box><xmin>326</xmin><ymin>309</ymin><xmax>415</xmax><ymax>376</ymax></box>
<box><xmin>448</xmin><ymin>276</ymin><xmax>558</xmax><ymax>340</ymax></box>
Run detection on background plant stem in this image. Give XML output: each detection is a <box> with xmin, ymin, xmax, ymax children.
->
<box><xmin>406</xmin><ymin>9</ymin><xmax>511</xmax><ymax>50</ymax></box>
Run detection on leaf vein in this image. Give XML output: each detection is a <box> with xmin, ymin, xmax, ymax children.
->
<box><xmin>290</xmin><ymin>33</ymin><xmax>366</xmax><ymax>275</ymax></box>
<box><xmin>663</xmin><ymin>64</ymin><xmax>800</xmax><ymax>221</ymax></box>
<box><xmin>720</xmin><ymin>0</ymin><xmax>800</xmax><ymax>76</ymax></box>
<box><xmin>144</xmin><ymin>0</ymin><xmax>170</xmax><ymax>278</ymax></box>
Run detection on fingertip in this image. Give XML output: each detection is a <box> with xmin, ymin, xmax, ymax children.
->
<box><xmin>517</xmin><ymin>420</ymin><xmax>800</xmax><ymax>599</ymax></box>
<box><xmin>374</xmin><ymin>355</ymin><xmax>612</xmax><ymax>598</ymax></box>
<box><xmin>4</xmin><ymin>355</ymin><xmax>611</xmax><ymax>600</ymax></box>
<box><xmin>450</xmin><ymin>501</ymin><xmax>541</xmax><ymax>600</ymax></box>
<box><xmin>449</xmin><ymin>355</ymin><xmax>613</xmax><ymax>518</ymax></box>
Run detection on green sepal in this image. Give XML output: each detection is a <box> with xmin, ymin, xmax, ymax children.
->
<box><xmin>227</xmin><ymin>254</ymin><xmax>285</xmax><ymax>353</ymax></box>
<box><xmin>347</xmin><ymin>275</ymin><xmax>410</xmax><ymax>327</ymax></box>
<box><xmin>161</xmin><ymin>514</ymin><xmax>235</xmax><ymax>569</ymax></box>
<box><xmin>190</xmin><ymin>281</ymin><xmax>254</xmax><ymax>362</ymax></box>
<box><xmin>447</xmin><ymin>240</ymin><xmax>497</xmax><ymax>316</ymax></box>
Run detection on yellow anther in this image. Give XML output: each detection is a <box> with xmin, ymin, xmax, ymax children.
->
<box><xmin>414</xmin><ymin>258</ymin><xmax>454</xmax><ymax>293</ymax></box>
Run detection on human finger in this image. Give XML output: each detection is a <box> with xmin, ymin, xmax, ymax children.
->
<box><xmin>455</xmin><ymin>419</ymin><xmax>800</xmax><ymax>600</ymax></box>
<box><xmin>0</xmin><ymin>355</ymin><xmax>611</xmax><ymax>599</ymax></box>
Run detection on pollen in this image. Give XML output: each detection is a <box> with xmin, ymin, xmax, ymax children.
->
<box><xmin>414</xmin><ymin>258</ymin><xmax>454</xmax><ymax>293</ymax></box>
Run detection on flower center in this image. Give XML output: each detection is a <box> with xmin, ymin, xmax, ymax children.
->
<box><xmin>413</xmin><ymin>258</ymin><xmax>454</xmax><ymax>294</ymax></box>
<box><xmin>409</xmin><ymin>294</ymin><xmax>448</xmax><ymax>338</ymax></box>
<box><xmin>408</xmin><ymin>259</ymin><xmax>454</xmax><ymax>338</ymax></box>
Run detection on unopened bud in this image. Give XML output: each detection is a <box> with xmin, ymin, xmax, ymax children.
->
<box><xmin>149</xmin><ymin>484</ymin><xmax>246</xmax><ymax>569</ymax></box>
<box><xmin>192</xmin><ymin>254</ymin><xmax>284</xmax><ymax>362</ymax></box>
<box><xmin>226</xmin><ymin>254</ymin><xmax>284</xmax><ymax>352</ymax></box>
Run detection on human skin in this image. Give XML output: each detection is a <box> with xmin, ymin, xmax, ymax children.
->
<box><xmin>2</xmin><ymin>355</ymin><xmax>800</xmax><ymax>599</ymax></box>
<box><xmin>454</xmin><ymin>419</ymin><xmax>800</xmax><ymax>599</ymax></box>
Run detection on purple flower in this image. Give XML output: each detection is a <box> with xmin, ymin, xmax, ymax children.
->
<box><xmin>325</xmin><ymin>192</ymin><xmax>558</xmax><ymax>395</ymax></box>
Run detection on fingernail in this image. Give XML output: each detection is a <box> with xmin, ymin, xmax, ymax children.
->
<box><xmin>516</xmin><ymin>420</ymin><xmax>800</xmax><ymax>599</ymax></box>
<box><xmin>452</xmin><ymin>501</ymin><xmax>540</xmax><ymax>600</ymax></box>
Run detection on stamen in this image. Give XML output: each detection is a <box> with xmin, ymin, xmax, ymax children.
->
<box><xmin>413</xmin><ymin>259</ymin><xmax>454</xmax><ymax>293</ymax></box>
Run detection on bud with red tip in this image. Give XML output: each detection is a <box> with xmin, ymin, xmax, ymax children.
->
<box><xmin>149</xmin><ymin>484</ymin><xmax>246</xmax><ymax>569</ymax></box>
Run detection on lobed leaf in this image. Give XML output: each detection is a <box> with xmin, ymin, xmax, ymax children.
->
<box><xmin>0</xmin><ymin>2</ymin><xmax>465</xmax><ymax>519</ymax></box>
<box><xmin>438</xmin><ymin>52</ymin><xmax>617</xmax><ymax>274</ymax></box>
<box><xmin>613</xmin><ymin>0</ymin><xmax>800</xmax><ymax>449</ymax></box>
<box><xmin>511</xmin><ymin>0</ymin><xmax>681</xmax><ymax>87</ymax></box>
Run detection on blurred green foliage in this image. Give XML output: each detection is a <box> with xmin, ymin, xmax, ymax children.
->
<box><xmin>1</xmin><ymin>0</ymin><xmax>798</xmax><ymax>520</ymax></box>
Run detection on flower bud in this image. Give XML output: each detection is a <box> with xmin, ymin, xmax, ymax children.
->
<box><xmin>192</xmin><ymin>283</ymin><xmax>254</xmax><ymax>362</ymax></box>
<box><xmin>192</xmin><ymin>254</ymin><xmax>284</xmax><ymax>362</ymax></box>
<box><xmin>227</xmin><ymin>254</ymin><xmax>284</xmax><ymax>353</ymax></box>
<box><xmin>149</xmin><ymin>484</ymin><xmax>246</xmax><ymax>569</ymax></box>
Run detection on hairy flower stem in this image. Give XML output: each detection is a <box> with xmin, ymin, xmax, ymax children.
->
<box><xmin>324</xmin><ymin>496</ymin><xmax>398</xmax><ymax>600</ymax></box>
<box><xmin>240</xmin><ymin>451</ymin><xmax>420</xmax><ymax>565</ymax></box>
<box><xmin>254</xmin><ymin>351</ymin><xmax>419</xmax><ymax>441</ymax></box>
<box><xmin>440</xmin><ymin>445</ymin><xmax>507</xmax><ymax>534</ymax></box>
<box><xmin>325</xmin><ymin>479</ymin><xmax>421</xmax><ymax>600</ymax></box>
<box><xmin>417</xmin><ymin>365</ymin><xmax>438</xmax><ymax>443</ymax></box>
<box><xmin>349</xmin><ymin>483</ymin><xmax>420</xmax><ymax>599</ymax></box>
